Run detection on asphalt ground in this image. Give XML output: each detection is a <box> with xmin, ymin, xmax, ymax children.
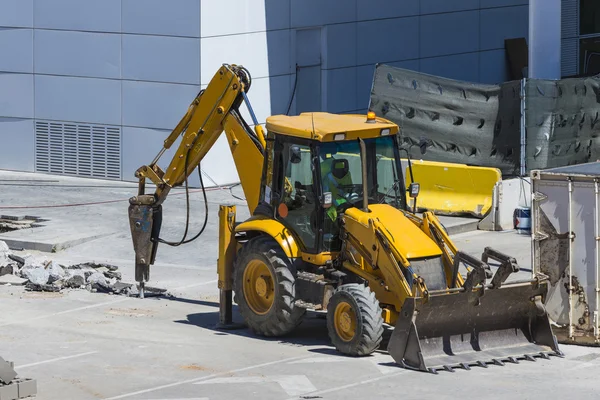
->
<box><xmin>0</xmin><ymin>171</ymin><xmax>598</xmax><ymax>400</ymax></box>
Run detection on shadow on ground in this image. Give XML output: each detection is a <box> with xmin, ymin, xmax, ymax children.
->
<box><xmin>170</xmin><ymin>296</ymin><xmax>394</xmax><ymax>356</ymax></box>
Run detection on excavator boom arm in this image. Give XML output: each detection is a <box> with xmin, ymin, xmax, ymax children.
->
<box><xmin>128</xmin><ymin>64</ymin><xmax>266</xmax><ymax>294</ymax></box>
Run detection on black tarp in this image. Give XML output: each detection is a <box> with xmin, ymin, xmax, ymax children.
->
<box><xmin>370</xmin><ymin>64</ymin><xmax>600</xmax><ymax>176</ymax></box>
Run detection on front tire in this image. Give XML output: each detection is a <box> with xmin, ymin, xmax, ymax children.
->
<box><xmin>233</xmin><ymin>236</ymin><xmax>305</xmax><ymax>336</ymax></box>
<box><xmin>327</xmin><ymin>284</ymin><xmax>384</xmax><ymax>356</ymax></box>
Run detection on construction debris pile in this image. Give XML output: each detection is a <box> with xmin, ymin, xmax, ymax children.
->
<box><xmin>0</xmin><ymin>356</ymin><xmax>37</xmax><ymax>399</ymax></box>
<box><xmin>0</xmin><ymin>241</ymin><xmax>140</xmax><ymax>296</ymax></box>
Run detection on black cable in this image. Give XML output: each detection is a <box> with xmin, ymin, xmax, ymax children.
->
<box><xmin>178</xmin><ymin>166</ymin><xmax>209</xmax><ymax>245</ymax></box>
<box><xmin>157</xmin><ymin>136</ymin><xmax>194</xmax><ymax>246</ymax></box>
<box><xmin>286</xmin><ymin>65</ymin><xmax>299</xmax><ymax>115</ymax></box>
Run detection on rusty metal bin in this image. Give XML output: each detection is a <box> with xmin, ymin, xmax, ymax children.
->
<box><xmin>531</xmin><ymin>162</ymin><xmax>600</xmax><ymax>345</ymax></box>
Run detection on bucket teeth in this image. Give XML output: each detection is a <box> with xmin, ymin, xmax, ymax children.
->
<box><xmin>420</xmin><ymin>352</ymin><xmax>564</xmax><ymax>373</ymax></box>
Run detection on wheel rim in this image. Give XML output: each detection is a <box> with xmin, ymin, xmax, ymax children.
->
<box><xmin>334</xmin><ymin>301</ymin><xmax>357</xmax><ymax>342</ymax></box>
<box><xmin>243</xmin><ymin>259</ymin><xmax>275</xmax><ymax>315</ymax></box>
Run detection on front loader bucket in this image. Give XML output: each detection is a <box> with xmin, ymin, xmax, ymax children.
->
<box><xmin>388</xmin><ymin>281</ymin><xmax>561</xmax><ymax>373</ymax></box>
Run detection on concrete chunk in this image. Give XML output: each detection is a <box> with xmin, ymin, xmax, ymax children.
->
<box><xmin>0</xmin><ymin>265</ymin><xmax>13</xmax><ymax>277</ymax></box>
<box><xmin>0</xmin><ymin>357</ymin><xmax>16</xmax><ymax>385</ymax></box>
<box><xmin>0</xmin><ymin>383</ymin><xmax>18</xmax><ymax>400</ymax></box>
<box><xmin>7</xmin><ymin>255</ymin><xmax>24</xmax><ymax>267</ymax></box>
<box><xmin>65</xmin><ymin>274</ymin><xmax>85</xmax><ymax>288</ymax></box>
<box><xmin>16</xmin><ymin>379</ymin><xmax>36</xmax><ymax>398</ymax></box>
<box><xmin>47</xmin><ymin>261</ymin><xmax>65</xmax><ymax>283</ymax></box>
<box><xmin>0</xmin><ymin>275</ymin><xmax>27</xmax><ymax>286</ymax></box>
<box><xmin>21</xmin><ymin>266</ymin><xmax>49</xmax><ymax>285</ymax></box>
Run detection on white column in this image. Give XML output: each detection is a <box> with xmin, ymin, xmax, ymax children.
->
<box><xmin>529</xmin><ymin>0</ymin><xmax>562</xmax><ymax>79</ymax></box>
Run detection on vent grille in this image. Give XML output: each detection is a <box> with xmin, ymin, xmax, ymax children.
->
<box><xmin>35</xmin><ymin>121</ymin><xmax>121</xmax><ymax>180</ymax></box>
<box><xmin>561</xmin><ymin>0</ymin><xmax>579</xmax><ymax>39</ymax></box>
<box><xmin>562</xmin><ymin>38</ymin><xmax>579</xmax><ymax>77</ymax></box>
<box><xmin>561</xmin><ymin>0</ymin><xmax>579</xmax><ymax>76</ymax></box>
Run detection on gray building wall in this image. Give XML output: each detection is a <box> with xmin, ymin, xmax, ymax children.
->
<box><xmin>0</xmin><ymin>0</ymin><xmax>529</xmax><ymax>185</ymax></box>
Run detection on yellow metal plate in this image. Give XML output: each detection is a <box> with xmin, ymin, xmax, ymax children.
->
<box><xmin>407</xmin><ymin>160</ymin><xmax>501</xmax><ymax>218</ymax></box>
<box><xmin>266</xmin><ymin>112</ymin><xmax>398</xmax><ymax>142</ymax></box>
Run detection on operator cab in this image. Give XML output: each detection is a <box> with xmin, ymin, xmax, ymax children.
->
<box><xmin>257</xmin><ymin>112</ymin><xmax>407</xmax><ymax>256</ymax></box>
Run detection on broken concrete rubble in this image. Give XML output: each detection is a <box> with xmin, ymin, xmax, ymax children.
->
<box><xmin>0</xmin><ymin>275</ymin><xmax>27</xmax><ymax>286</ymax></box>
<box><xmin>47</xmin><ymin>261</ymin><xmax>65</xmax><ymax>283</ymax></box>
<box><xmin>0</xmin><ymin>356</ymin><xmax>38</xmax><ymax>399</ymax></box>
<box><xmin>20</xmin><ymin>266</ymin><xmax>49</xmax><ymax>286</ymax></box>
<box><xmin>0</xmin><ymin>240</ymin><xmax>166</xmax><ymax>298</ymax></box>
<box><xmin>0</xmin><ymin>265</ymin><xmax>13</xmax><ymax>277</ymax></box>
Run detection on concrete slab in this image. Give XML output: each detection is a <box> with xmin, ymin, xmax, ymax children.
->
<box><xmin>0</xmin><ymin>229</ymin><xmax>114</xmax><ymax>253</ymax></box>
<box><xmin>0</xmin><ymin>357</ymin><xmax>16</xmax><ymax>385</ymax></box>
<box><xmin>437</xmin><ymin>215</ymin><xmax>480</xmax><ymax>235</ymax></box>
<box><xmin>0</xmin><ymin>275</ymin><xmax>27</xmax><ymax>286</ymax></box>
<box><xmin>0</xmin><ymin>383</ymin><xmax>18</xmax><ymax>400</ymax></box>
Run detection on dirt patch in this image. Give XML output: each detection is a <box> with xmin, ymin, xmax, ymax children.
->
<box><xmin>180</xmin><ymin>364</ymin><xmax>219</xmax><ymax>373</ymax></box>
<box><xmin>106</xmin><ymin>308</ymin><xmax>155</xmax><ymax>318</ymax></box>
<box><xmin>21</xmin><ymin>291</ymin><xmax>64</xmax><ymax>299</ymax></box>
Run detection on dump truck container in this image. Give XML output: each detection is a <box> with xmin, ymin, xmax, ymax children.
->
<box><xmin>531</xmin><ymin>162</ymin><xmax>600</xmax><ymax>345</ymax></box>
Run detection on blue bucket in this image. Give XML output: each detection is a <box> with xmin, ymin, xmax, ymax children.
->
<box><xmin>513</xmin><ymin>207</ymin><xmax>531</xmax><ymax>234</ymax></box>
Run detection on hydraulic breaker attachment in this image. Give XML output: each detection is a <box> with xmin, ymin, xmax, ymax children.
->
<box><xmin>388</xmin><ymin>249</ymin><xmax>561</xmax><ymax>373</ymax></box>
<box><xmin>128</xmin><ymin>194</ymin><xmax>163</xmax><ymax>297</ymax></box>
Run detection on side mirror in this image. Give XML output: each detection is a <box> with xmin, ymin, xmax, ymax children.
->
<box><xmin>408</xmin><ymin>182</ymin><xmax>420</xmax><ymax>198</ymax></box>
<box><xmin>322</xmin><ymin>192</ymin><xmax>333</xmax><ymax>208</ymax></box>
<box><xmin>290</xmin><ymin>145</ymin><xmax>302</xmax><ymax>164</ymax></box>
<box><xmin>418</xmin><ymin>138</ymin><xmax>433</xmax><ymax>155</ymax></box>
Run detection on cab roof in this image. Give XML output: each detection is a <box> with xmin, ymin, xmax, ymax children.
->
<box><xmin>265</xmin><ymin>112</ymin><xmax>399</xmax><ymax>142</ymax></box>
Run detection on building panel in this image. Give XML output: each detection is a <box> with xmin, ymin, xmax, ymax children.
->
<box><xmin>420</xmin><ymin>0</ymin><xmax>479</xmax><ymax>14</ymax></box>
<box><xmin>201</xmin><ymin>30</ymin><xmax>290</xmax><ymax>84</ymax></box>
<box><xmin>35</xmin><ymin>75</ymin><xmax>121</xmax><ymax>125</ymax></box>
<box><xmin>0</xmin><ymin>0</ymin><xmax>33</xmax><ymax>28</ymax></box>
<box><xmin>480</xmin><ymin>5</ymin><xmax>529</xmax><ymax>51</ymax></box>
<box><xmin>480</xmin><ymin>0</ymin><xmax>528</xmax><ymax>8</ymax></box>
<box><xmin>35</xmin><ymin>30</ymin><xmax>121</xmax><ymax>79</ymax></box>
<box><xmin>0</xmin><ymin>28</ymin><xmax>33</xmax><ymax>73</ymax></box>
<box><xmin>324</xmin><ymin>23</ymin><xmax>356</xmax><ymax>70</ymax></box>
<box><xmin>357</xmin><ymin>0</ymin><xmax>418</xmax><ymax>20</ymax></box>
<box><xmin>0</xmin><ymin>118</ymin><xmax>34</xmax><ymax>172</ymax></box>
<box><xmin>34</xmin><ymin>0</ymin><xmax>121</xmax><ymax>32</ymax></box>
<box><xmin>122</xmin><ymin>35</ymin><xmax>200</xmax><ymax>84</ymax></box>
<box><xmin>420</xmin><ymin>52</ymin><xmax>480</xmax><ymax>82</ymax></box>
<box><xmin>0</xmin><ymin>73</ymin><xmax>33</xmax><ymax>118</ymax></box>
<box><xmin>420</xmin><ymin>11</ymin><xmax>480</xmax><ymax>58</ymax></box>
<box><xmin>122</xmin><ymin>0</ymin><xmax>200</xmax><ymax>37</ymax></box>
<box><xmin>202</xmin><ymin>0</ymin><xmax>290</xmax><ymax>37</ymax></box>
<box><xmin>357</xmin><ymin>17</ymin><xmax>419</xmax><ymax>65</ymax></box>
<box><xmin>480</xmin><ymin>49</ymin><xmax>510</xmax><ymax>83</ymax></box>
<box><xmin>122</xmin><ymin>80</ymin><xmax>200</xmax><ymax>130</ymax></box>
<box><xmin>323</xmin><ymin>67</ymin><xmax>358</xmax><ymax>113</ymax></box>
<box><xmin>291</xmin><ymin>0</ymin><xmax>357</xmax><ymax>28</ymax></box>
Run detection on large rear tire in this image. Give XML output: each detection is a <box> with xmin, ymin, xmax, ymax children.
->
<box><xmin>327</xmin><ymin>284</ymin><xmax>384</xmax><ymax>356</ymax></box>
<box><xmin>233</xmin><ymin>236</ymin><xmax>305</xmax><ymax>336</ymax></box>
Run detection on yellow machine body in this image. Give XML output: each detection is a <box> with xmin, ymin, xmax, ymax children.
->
<box><xmin>129</xmin><ymin>64</ymin><xmax>561</xmax><ymax>373</ymax></box>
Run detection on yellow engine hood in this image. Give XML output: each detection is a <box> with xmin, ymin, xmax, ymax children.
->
<box><xmin>345</xmin><ymin>204</ymin><xmax>442</xmax><ymax>259</ymax></box>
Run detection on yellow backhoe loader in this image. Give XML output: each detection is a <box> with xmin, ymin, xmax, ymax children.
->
<box><xmin>128</xmin><ymin>64</ymin><xmax>561</xmax><ymax>373</ymax></box>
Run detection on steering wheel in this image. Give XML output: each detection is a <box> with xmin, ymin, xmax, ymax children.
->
<box><xmin>338</xmin><ymin>184</ymin><xmax>364</xmax><ymax>199</ymax></box>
